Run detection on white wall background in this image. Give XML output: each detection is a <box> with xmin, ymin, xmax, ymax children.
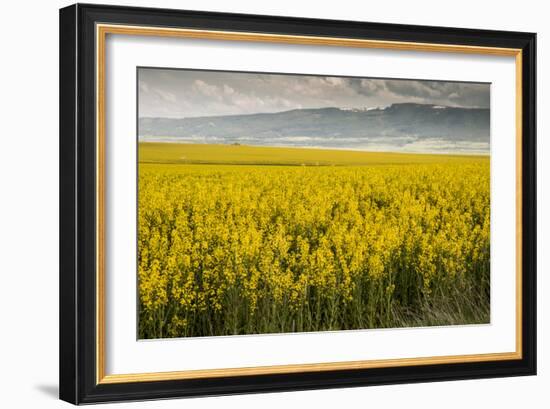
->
<box><xmin>0</xmin><ymin>0</ymin><xmax>546</xmax><ymax>407</ymax></box>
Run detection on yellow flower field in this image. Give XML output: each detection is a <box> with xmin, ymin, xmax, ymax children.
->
<box><xmin>138</xmin><ymin>143</ymin><xmax>490</xmax><ymax>338</ymax></box>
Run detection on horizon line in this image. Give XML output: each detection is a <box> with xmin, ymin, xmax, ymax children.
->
<box><xmin>137</xmin><ymin>140</ymin><xmax>490</xmax><ymax>157</ymax></box>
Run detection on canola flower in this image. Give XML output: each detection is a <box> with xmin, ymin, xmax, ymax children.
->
<box><xmin>138</xmin><ymin>159</ymin><xmax>490</xmax><ymax>339</ymax></box>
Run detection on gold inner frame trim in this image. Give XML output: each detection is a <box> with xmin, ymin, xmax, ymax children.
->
<box><xmin>95</xmin><ymin>23</ymin><xmax>523</xmax><ymax>385</ymax></box>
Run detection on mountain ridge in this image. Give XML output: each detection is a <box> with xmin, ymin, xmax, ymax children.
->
<box><xmin>139</xmin><ymin>103</ymin><xmax>490</xmax><ymax>153</ymax></box>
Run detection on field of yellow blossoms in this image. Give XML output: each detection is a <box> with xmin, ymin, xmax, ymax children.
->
<box><xmin>138</xmin><ymin>143</ymin><xmax>490</xmax><ymax>338</ymax></box>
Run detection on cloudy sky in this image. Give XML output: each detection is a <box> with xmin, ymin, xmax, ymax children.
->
<box><xmin>138</xmin><ymin>68</ymin><xmax>490</xmax><ymax>119</ymax></box>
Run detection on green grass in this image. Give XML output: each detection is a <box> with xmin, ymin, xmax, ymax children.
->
<box><xmin>139</xmin><ymin>142</ymin><xmax>489</xmax><ymax>166</ymax></box>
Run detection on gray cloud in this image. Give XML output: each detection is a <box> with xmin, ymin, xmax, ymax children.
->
<box><xmin>138</xmin><ymin>68</ymin><xmax>489</xmax><ymax>118</ymax></box>
<box><xmin>382</xmin><ymin>80</ymin><xmax>490</xmax><ymax>107</ymax></box>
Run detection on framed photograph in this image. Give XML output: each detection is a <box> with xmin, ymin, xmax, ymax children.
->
<box><xmin>59</xmin><ymin>3</ymin><xmax>536</xmax><ymax>404</ymax></box>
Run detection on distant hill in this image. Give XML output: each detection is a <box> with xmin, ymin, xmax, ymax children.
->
<box><xmin>139</xmin><ymin>103</ymin><xmax>490</xmax><ymax>154</ymax></box>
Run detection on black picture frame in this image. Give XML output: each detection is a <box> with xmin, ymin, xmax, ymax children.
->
<box><xmin>60</xmin><ymin>3</ymin><xmax>536</xmax><ymax>404</ymax></box>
